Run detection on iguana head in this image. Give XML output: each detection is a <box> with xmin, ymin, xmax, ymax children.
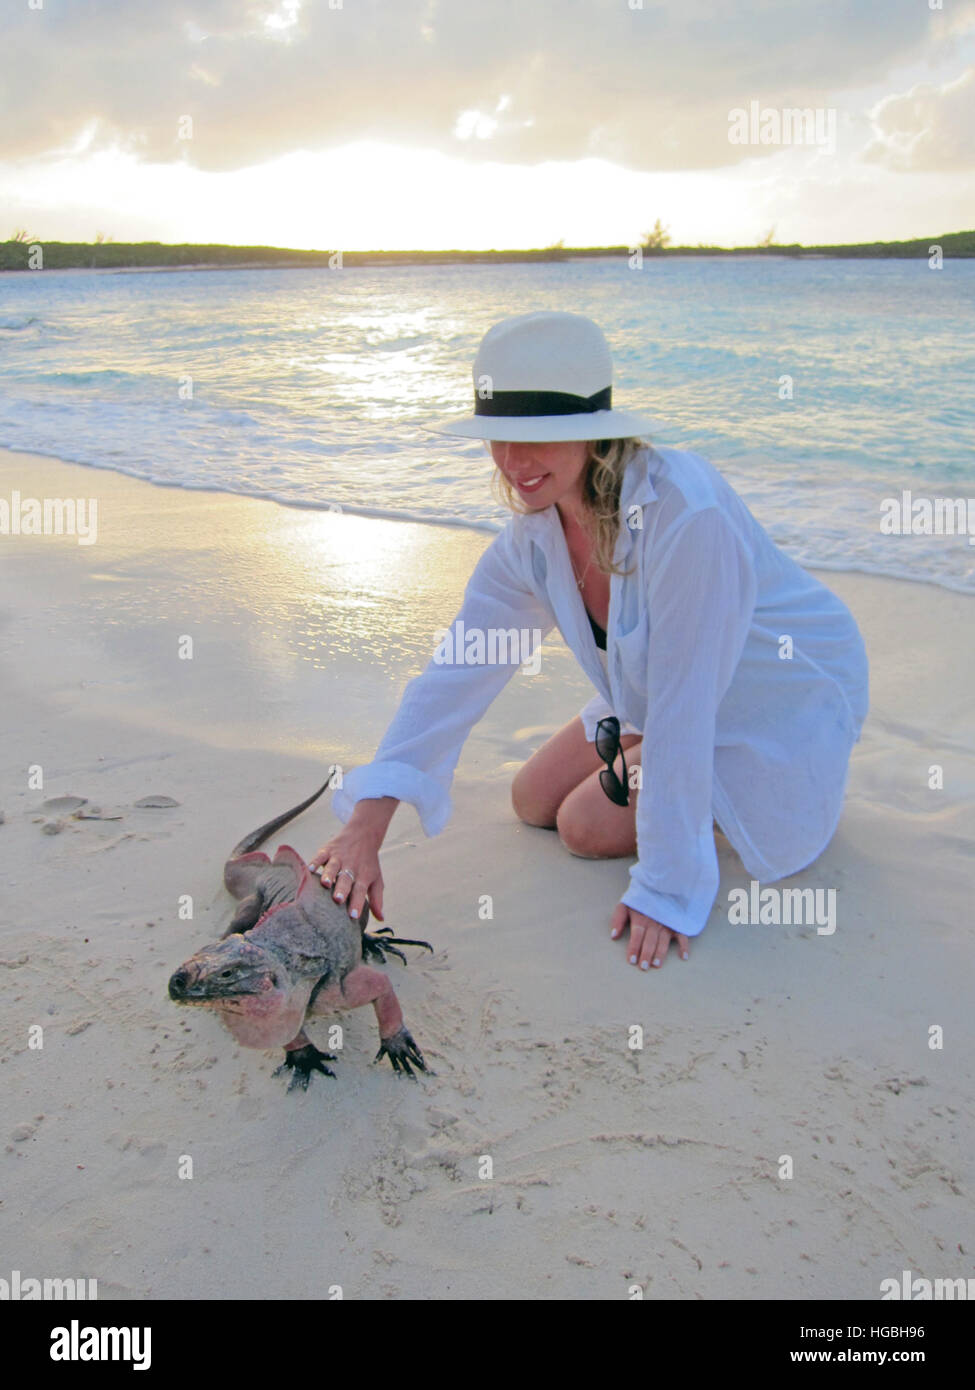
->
<box><xmin>169</xmin><ymin>935</ymin><xmax>311</xmax><ymax>1048</ymax></box>
<box><xmin>169</xmin><ymin>934</ymin><xmax>282</xmax><ymax>1001</ymax></box>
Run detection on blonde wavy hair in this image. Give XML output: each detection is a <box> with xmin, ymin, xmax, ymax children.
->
<box><xmin>489</xmin><ymin>435</ymin><xmax>652</xmax><ymax>578</ymax></box>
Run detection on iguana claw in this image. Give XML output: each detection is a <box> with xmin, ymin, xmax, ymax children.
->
<box><xmin>374</xmin><ymin>1025</ymin><xmax>428</xmax><ymax>1079</ymax></box>
<box><xmin>273</xmin><ymin>1042</ymin><xmax>337</xmax><ymax>1091</ymax></box>
<box><xmin>362</xmin><ymin>934</ymin><xmax>408</xmax><ymax>966</ymax></box>
<box><xmin>362</xmin><ymin>928</ymin><xmax>434</xmax><ymax>968</ymax></box>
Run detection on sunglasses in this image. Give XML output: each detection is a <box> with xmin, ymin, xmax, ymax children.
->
<box><xmin>595</xmin><ymin>716</ymin><xmax>630</xmax><ymax>806</ymax></box>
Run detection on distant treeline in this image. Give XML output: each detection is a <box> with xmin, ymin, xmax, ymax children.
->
<box><xmin>2</xmin><ymin>230</ymin><xmax>973</xmax><ymax>271</ymax></box>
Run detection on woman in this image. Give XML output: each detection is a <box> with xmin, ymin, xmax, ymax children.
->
<box><xmin>310</xmin><ymin>311</ymin><xmax>869</xmax><ymax>971</ymax></box>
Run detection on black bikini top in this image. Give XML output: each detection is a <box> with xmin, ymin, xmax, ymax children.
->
<box><xmin>587</xmin><ymin>608</ymin><xmax>607</xmax><ymax>650</ymax></box>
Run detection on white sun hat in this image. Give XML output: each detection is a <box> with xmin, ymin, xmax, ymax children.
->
<box><xmin>433</xmin><ymin>310</ymin><xmax>658</xmax><ymax>442</ymax></box>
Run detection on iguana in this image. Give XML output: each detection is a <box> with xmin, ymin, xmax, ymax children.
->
<box><xmin>168</xmin><ymin>783</ymin><xmax>431</xmax><ymax>1090</ymax></box>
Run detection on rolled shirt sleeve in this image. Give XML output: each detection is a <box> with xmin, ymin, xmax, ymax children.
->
<box><xmin>332</xmin><ymin>524</ymin><xmax>556</xmax><ymax>836</ymax></box>
<box><xmin>579</xmin><ymin>688</ymin><xmax>641</xmax><ymax>742</ymax></box>
<box><xmin>619</xmin><ymin>507</ymin><xmax>757</xmax><ymax>937</ymax></box>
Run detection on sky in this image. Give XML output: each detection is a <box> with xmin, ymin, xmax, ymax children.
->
<box><xmin>2</xmin><ymin>0</ymin><xmax>974</xmax><ymax>251</ymax></box>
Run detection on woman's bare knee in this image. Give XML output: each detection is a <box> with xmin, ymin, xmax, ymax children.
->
<box><xmin>511</xmin><ymin>717</ymin><xmax>642</xmax><ymax>833</ymax></box>
<box><xmin>555</xmin><ymin>768</ymin><xmax>640</xmax><ymax>859</ymax></box>
<box><xmin>510</xmin><ymin>717</ymin><xmax>596</xmax><ymax>827</ymax></box>
<box><xmin>555</xmin><ymin>799</ymin><xmax>607</xmax><ymax>857</ymax></box>
<box><xmin>511</xmin><ymin>767</ymin><xmax>558</xmax><ymax>828</ymax></box>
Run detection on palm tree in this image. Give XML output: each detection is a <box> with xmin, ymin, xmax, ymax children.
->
<box><xmin>641</xmin><ymin>219</ymin><xmax>671</xmax><ymax>251</ymax></box>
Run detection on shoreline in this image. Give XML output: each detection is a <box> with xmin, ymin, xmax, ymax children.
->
<box><xmin>2</xmin><ymin>443</ymin><xmax>973</xmax><ymax>598</ymax></box>
<box><xmin>2</xmin><ymin>444</ymin><xmax>973</xmax><ymax>1299</ymax></box>
<box><xmin>0</xmin><ymin>444</ymin><xmax>504</xmax><ymax>539</ymax></box>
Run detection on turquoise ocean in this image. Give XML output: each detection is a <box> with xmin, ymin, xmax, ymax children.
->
<box><xmin>1</xmin><ymin>257</ymin><xmax>973</xmax><ymax>591</ymax></box>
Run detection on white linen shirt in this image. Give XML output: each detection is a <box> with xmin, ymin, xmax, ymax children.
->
<box><xmin>332</xmin><ymin>444</ymin><xmax>869</xmax><ymax>937</ymax></box>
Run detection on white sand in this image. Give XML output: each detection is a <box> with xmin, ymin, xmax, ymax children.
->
<box><xmin>2</xmin><ymin>447</ymin><xmax>973</xmax><ymax>1299</ymax></box>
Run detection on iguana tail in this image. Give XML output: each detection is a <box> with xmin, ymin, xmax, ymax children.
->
<box><xmin>228</xmin><ymin>781</ymin><xmax>330</xmax><ymax>860</ymax></box>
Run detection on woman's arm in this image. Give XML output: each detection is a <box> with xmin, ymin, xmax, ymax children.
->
<box><xmin>312</xmin><ymin>522</ymin><xmax>556</xmax><ymax>918</ymax></box>
<box><xmin>620</xmin><ymin>505</ymin><xmax>757</xmax><ymax>938</ymax></box>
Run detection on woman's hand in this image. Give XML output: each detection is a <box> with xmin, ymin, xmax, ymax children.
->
<box><xmin>309</xmin><ymin>797</ymin><xmax>399</xmax><ymax>923</ymax></box>
<box><xmin>309</xmin><ymin>825</ymin><xmax>386</xmax><ymax>923</ymax></box>
<box><xmin>610</xmin><ymin>902</ymin><xmax>690</xmax><ymax>969</ymax></box>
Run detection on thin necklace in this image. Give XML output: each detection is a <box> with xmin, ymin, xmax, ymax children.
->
<box><xmin>562</xmin><ymin>506</ymin><xmax>594</xmax><ymax>588</ymax></box>
<box><xmin>571</xmin><ymin>552</ymin><xmax>594</xmax><ymax>589</ymax></box>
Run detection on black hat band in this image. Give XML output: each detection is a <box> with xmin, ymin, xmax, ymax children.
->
<box><xmin>473</xmin><ymin>386</ymin><xmax>612</xmax><ymax>418</ymax></box>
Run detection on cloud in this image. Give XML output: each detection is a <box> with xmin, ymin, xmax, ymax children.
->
<box><xmin>863</xmin><ymin>67</ymin><xmax>975</xmax><ymax>171</ymax></box>
<box><xmin>0</xmin><ymin>0</ymin><xmax>960</xmax><ymax>174</ymax></box>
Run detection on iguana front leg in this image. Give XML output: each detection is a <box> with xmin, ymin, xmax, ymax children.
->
<box><xmin>328</xmin><ymin>966</ymin><xmax>429</xmax><ymax>1079</ymax></box>
<box><xmin>272</xmin><ymin>1028</ymin><xmax>338</xmax><ymax>1091</ymax></box>
<box><xmin>221</xmin><ymin>889</ymin><xmax>266</xmax><ymax>938</ymax></box>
